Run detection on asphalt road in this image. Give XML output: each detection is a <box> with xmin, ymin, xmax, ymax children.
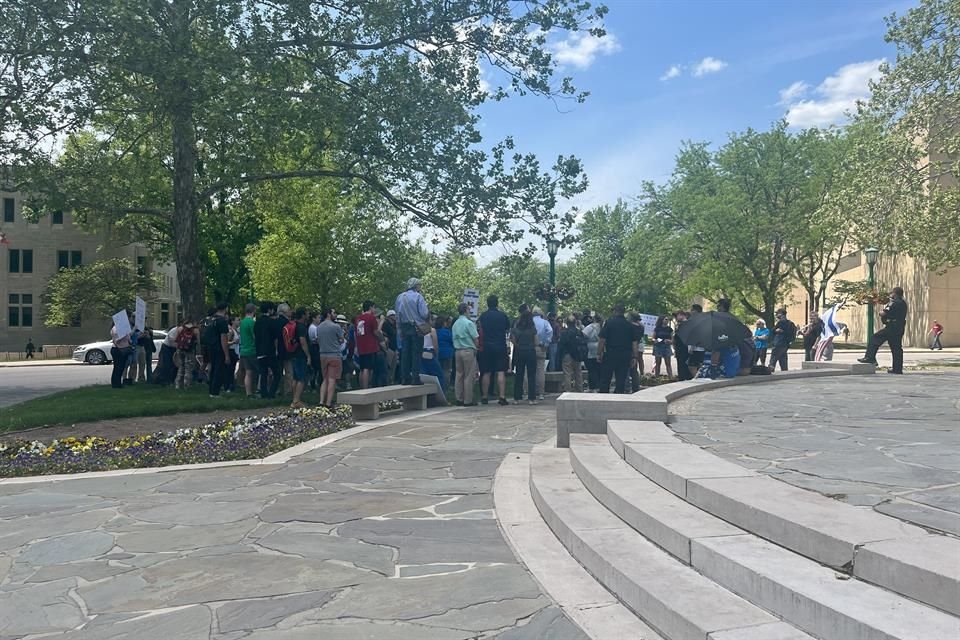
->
<box><xmin>0</xmin><ymin>348</ymin><xmax>956</xmax><ymax>409</ymax></box>
<box><xmin>0</xmin><ymin>365</ymin><xmax>110</xmax><ymax>408</ymax></box>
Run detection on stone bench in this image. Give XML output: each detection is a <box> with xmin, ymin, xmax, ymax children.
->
<box><xmin>544</xmin><ymin>371</ymin><xmax>564</xmax><ymax>393</ymax></box>
<box><xmin>338</xmin><ymin>384</ymin><xmax>433</xmax><ymax>421</ymax></box>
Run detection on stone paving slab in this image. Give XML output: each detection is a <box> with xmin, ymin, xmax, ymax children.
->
<box><xmin>669</xmin><ymin>372</ymin><xmax>960</xmax><ymax>534</ymax></box>
<box><xmin>0</xmin><ymin>402</ymin><xmax>589</xmax><ymax>639</ymax></box>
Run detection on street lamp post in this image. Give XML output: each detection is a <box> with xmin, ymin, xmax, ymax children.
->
<box><xmin>546</xmin><ymin>238</ymin><xmax>560</xmax><ymax>315</ymax></box>
<box><xmin>865</xmin><ymin>247</ymin><xmax>879</xmax><ymax>341</ymax></box>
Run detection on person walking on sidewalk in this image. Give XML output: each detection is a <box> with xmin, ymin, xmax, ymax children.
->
<box><xmin>859</xmin><ymin>287</ymin><xmax>908</xmax><ymax>374</ymax></box>
<box><xmin>930</xmin><ymin>320</ymin><xmax>944</xmax><ymax>351</ymax></box>
<box><xmin>25</xmin><ymin>339</ymin><xmax>35</xmax><ymax>359</ymax></box>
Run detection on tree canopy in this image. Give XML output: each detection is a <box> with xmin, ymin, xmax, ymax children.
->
<box><xmin>1</xmin><ymin>0</ymin><xmax>606</xmax><ymax>318</ymax></box>
<box><xmin>43</xmin><ymin>258</ymin><xmax>159</xmax><ymax>327</ymax></box>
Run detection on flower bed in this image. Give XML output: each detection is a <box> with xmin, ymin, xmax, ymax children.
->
<box><xmin>0</xmin><ymin>406</ymin><xmax>353</xmax><ymax>479</ymax></box>
<box><xmin>639</xmin><ymin>374</ymin><xmax>674</xmax><ymax>387</ymax></box>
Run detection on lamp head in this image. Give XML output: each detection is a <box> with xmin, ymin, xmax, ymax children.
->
<box><xmin>546</xmin><ymin>238</ymin><xmax>560</xmax><ymax>258</ymax></box>
<box><xmin>864</xmin><ymin>247</ymin><xmax>879</xmax><ymax>266</ymax></box>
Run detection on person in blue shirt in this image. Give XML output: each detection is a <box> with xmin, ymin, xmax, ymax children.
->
<box><xmin>753</xmin><ymin>319</ymin><xmax>770</xmax><ymax>365</ymax></box>
<box><xmin>436</xmin><ymin>316</ymin><xmax>454</xmax><ymax>386</ymax></box>
<box><xmin>394</xmin><ymin>278</ymin><xmax>430</xmax><ymax>385</ymax></box>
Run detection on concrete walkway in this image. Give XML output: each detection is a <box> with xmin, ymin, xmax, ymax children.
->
<box><xmin>669</xmin><ymin>371</ymin><xmax>960</xmax><ymax>535</ymax></box>
<box><xmin>0</xmin><ymin>403</ymin><xmax>588</xmax><ymax>639</ymax></box>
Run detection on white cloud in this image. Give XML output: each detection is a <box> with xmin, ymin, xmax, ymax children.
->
<box><xmin>550</xmin><ymin>32</ymin><xmax>621</xmax><ymax>69</ymax></box>
<box><xmin>778</xmin><ymin>81</ymin><xmax>809</xmax><ymax>105</ymax></box>
<box><xmin>692</xmin><ymin>56</ymin><xmax>728</xmax><ymax>77</ymax></box>
<box><xmin>782</xmin><ymin>59</ymin><xmax>884</xmax><ymax>127</ymax></box>
<box><xmin>660</xmin><ymin>65</ymin><xmax>683</xmax><ymax>81</ymax></box>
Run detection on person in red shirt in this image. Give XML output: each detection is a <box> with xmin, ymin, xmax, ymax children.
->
<box><xmin>354</xmin><ymin>300</ymin><xmax>382</xmax><ymax>388</ymax></box>
<box><xmin>930</xmin><ymin>320</ymin><xmax>944</xmax><ymax>351</ymax></box>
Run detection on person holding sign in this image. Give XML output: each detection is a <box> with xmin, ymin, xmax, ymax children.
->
<box><xmin>110</xmin><ymin>311</ymin><xmax>133</xmax><ymax>389</ymax></box>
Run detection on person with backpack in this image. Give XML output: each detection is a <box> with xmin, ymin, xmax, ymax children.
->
<box><xmin>205</xmin><ymin>302</ymin><xmax>231</xmax><ymax>397</ymax></box>
<box><xmin>174</xmin><ymin>321</ymin><xmax>198</xmax><ymax>389</ymax></box>
<box><xmin>768</xmin><ymin>307</ymin><xmax>796</xmax><ymax>372</ymax></box>
<box><xmin>558</xmin><ymin>315</ymin><xmax>585</xmax><ymax>392</ymax></box>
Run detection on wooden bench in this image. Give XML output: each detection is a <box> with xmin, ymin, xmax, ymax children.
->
<box><xmin>338</xmin><ymin>384</ymin><xmax>434</xmax><ymax>420</ymax></box>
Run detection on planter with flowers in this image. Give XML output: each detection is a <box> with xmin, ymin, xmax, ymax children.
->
<box><xmin>0</xmin><ymin>405</ymin><xmax>354</xmax><ymax>478</ymax></box>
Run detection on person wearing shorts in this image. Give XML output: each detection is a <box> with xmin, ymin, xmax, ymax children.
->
<box><xmin>354</xmin><ymin>300</ymin><xmax>381</xmax><ymax>389</ymax></box>
<box><xmin>478</xmin><ymin>295</ymin><xmax>511</xmax><ymax>405</ymax></box>
<box><xmin>316</xmin><ymin>308</ymin><xmax>345</xmax><ymax>408</ymax></box>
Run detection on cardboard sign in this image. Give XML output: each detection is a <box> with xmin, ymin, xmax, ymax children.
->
<box><xmin>462</xmin><ymin>288</ymin><xmax>480</xmax><ymax>320</ymax></box>
<box><xmin>112</xmin><ymin>310</ymin><xmax>131</xmax><ymax>338</ymax></box>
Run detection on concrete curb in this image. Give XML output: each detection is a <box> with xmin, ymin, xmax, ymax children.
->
<box><xmin>0</xmin><ymin>360</ymin><xmax>81</xmax><ymax>368</ymax></box>
<box><xmin>0</xmin><ymin>406</ymin><xmax>458</xmax><ymax>485</ymax></box>
<box><xmin>556</xmin><ymin>366</ymin><xmax>869</xmax><ymax>447</ymax></box>
<box><xmin>493</xmin><ymin>450</ymin><xmax>666</xmax><ymax>640</ymax></box>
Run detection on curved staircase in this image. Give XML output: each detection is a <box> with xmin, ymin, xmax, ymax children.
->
<box><xmin>527</xmin><ymin>418</ymin><xmax>960</xmax><ymax>640</ymax></box>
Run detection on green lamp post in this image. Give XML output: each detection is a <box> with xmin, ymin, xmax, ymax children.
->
<box><xmin>546</xmin><ymin>238</ymin><xmax>560</xmax><ymax>315</ymax></box>
<box><xmin>865</xmin><ymin>247</ymin><xmax>879</xmax><ymax>340</ymax></box>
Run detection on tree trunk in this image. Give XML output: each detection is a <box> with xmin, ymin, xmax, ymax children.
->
<box><xmin>171</xmin><ymin>105</ymin><xmax>205</xmax><ymax>321</ymax></box>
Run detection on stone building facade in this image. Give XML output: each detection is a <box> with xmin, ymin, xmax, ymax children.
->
<box><xmin>0</xmin><ymin>190</ymin><xmax>180</xmax><ymax>353</ymax></box>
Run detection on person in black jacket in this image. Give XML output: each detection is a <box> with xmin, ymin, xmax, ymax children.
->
<box><xmin>255</xmin><ymin>301</ymin><xmax>280</xmax><ymax>398</ymax></box>
<box><xmin>858</xmin><ymin>287</ymin><xmax>908</xmax><ymax>374</ymax></box>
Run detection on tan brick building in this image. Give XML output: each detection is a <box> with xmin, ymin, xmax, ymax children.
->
<box><xmin>785</xmin><ymin>251</ymin><xmax>959</xmax><ymax>348</ymax></box>
<box><xmin>0</xmin><ymin>190</ymin><xmax>180</xmax><ymax>354</ymax></box>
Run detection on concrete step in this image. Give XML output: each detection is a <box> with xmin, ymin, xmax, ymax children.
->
<box><xmin>571</xmin><ymin>434</ymin><xmax>960</xmax><ymax>640</ymax></box>
<box><xmin>529</xmin><ymin>447</ymin><xmax>814</xmax><ymax>640</ymax></box>
<box><xmin>610</xmin><ymin>423</ymin><xmax>960</xmax><ymax>614</ymax></box>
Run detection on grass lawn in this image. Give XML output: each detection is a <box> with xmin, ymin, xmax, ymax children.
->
<box><xmin>0</xmin><ymin>384</ymin><xmax>291</xmax><ymax>434</ymax></box>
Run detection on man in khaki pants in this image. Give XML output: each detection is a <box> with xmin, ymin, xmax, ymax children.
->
<box><xmin>452</xmin><ymin>302</ymin><xmax>479</xmax><ymax>406</ymax></box>
<box><xmin>531</xmin><ymin>307</ymin><xmax>553</xmax><ymax>400</ymax></box>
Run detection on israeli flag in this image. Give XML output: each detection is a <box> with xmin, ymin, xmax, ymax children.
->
<box><xmin>820</xmin><ymin>303</ymin><xmax>844</xmax><ymax>339</ymax></box>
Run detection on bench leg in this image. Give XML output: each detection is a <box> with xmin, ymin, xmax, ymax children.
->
<box><xmin>401</xmin><ymin>395</ymin><xmax>428</xmax><ymax>412</ymax></box>
<box><xmin>351</xmin><ymin>404</ymin><xmax>379</xmax><ymax>421</ymax></box>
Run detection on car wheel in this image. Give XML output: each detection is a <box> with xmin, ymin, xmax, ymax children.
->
<box><xmin>86</xmin><ymin>349</ymin><xmax>107</xmax><ymax>365</ymax></box>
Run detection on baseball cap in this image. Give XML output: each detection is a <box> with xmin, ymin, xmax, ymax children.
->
<box><xmin>387</xmin><ymin>310</ymin><xmax>396</xmax><ymax>317</ymax></box>
<box><xmin>336</xmin><ymin>314</ymin><xmax>347</xmax><ymax>323</ymax></box>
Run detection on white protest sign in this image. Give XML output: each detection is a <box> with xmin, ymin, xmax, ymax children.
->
<box><xmin>462</xmin><ymin>288</ymin><xmax>480</xmax><ymax>320</ymax></box>
<box><xmin>639</xmin><ymin>313</ymin><xmax>658</xmax><ymax>337</ymax></box>
<box><xmin>112</xmin><ymin>310</ymin><xmax>131</xmax><ymax>337</ymax></box>
<box><xmin>134</xmin><ymin>296</ymin><xmax>146</xmax><ymax>331</ymax></box>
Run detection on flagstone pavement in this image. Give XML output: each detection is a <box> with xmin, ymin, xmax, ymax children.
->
<box><xmin>0</xmin><ymin>402</ymin><xmax>589</xmax><ymax>640</ymax></box>
<box><xmin>669</xmin><ymin>371</ymin><xmax>960</xmax><ymax>536</ymax></box>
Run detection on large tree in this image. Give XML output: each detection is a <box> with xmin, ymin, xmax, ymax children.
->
<box><xmin>639</xmin><ymin>123</ymin><xmax>842</xmax><ymax>324</ymax></box>
<box><xmin>1</xmin><ymin>0</ymin><xmax>603</xmax><ymax>319</ymax></box>
<box><xmin>246</xmin><ymin>180</ymin><xmax>413</xmax><ymax>313</ymax></box>
<box><xmin>853</xmin><ymin>0</ymin><xmax>960</xmax><ymax>268</ymax></box>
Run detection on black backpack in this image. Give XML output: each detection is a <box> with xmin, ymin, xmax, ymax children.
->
<box><xmin>784</xmin><ymin>320</ymin><xmax>798</xmax><ymax>345</ymax></box>
<box><xmin>200</xmin><ymin>316</ymin><xmax>219</xmax><ymax>348</ymax></box>
<box><xmin>573</xmin><ymin>330</ymin><xmax>589</xmax><ymax>362</ymax></box>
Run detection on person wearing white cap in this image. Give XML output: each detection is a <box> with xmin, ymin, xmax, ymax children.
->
<box><xmin>394</xmin><ymin>278</ymin><xmax>430</xmax><ymax>385</ymax></box>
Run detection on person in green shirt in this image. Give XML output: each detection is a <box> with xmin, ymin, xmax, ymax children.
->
<box><xmin>452</xmin><ymin>302</ymin><xmax>480</xmax><ymax>406</ymax></box>
<box><xmin>239</xmin><ymin>303</ymin><xmax>259</xmax><ymax>398</ymax></box>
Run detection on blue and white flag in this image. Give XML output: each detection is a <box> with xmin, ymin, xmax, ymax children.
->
<box><xmin>820</xmin><ymin>303</ymin><xmax>844</xmax><ymax>339</ymax></box>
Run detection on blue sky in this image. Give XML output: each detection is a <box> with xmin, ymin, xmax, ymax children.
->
<box><xmin>477</xmin><ymin>0</ymin><xmax>913</xmax><ymax>221</ymax></box>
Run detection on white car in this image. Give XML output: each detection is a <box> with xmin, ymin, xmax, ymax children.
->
<box><xmin>73</xmin><ymin>330</ymin><xmax>168</xmax><ymax>365</ymax></box>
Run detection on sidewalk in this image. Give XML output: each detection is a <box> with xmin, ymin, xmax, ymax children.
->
<box><xmin>0</xmin><ymin>358</ymin><xmax>80</xmax><ymax>368</ymax></box>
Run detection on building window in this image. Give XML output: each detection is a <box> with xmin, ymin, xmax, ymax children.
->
<box><xmin>161</xmin><ymin>303</ymin><xmax>170</xmax><ymax>329</ymax></box>
<box><xmin>57</xmin><ymin>250</ymin><xmax>83</xmax><ymax>270</ymax></box>
<box><xmin>52</xmin><ymin>210</ymin><xmax>64</xmax><ymax>224</ymax></box>
<box><xmin>8</xmin><ymin>293</ymin><xmax>32</xmax><ymax>327</ymax></box>
<box><xmin>11</xmin><ymin>249</ymin><xmax>33</xmax><ymax>273</ymax></box>
<box><xmin>2</xmin><ymin>198</ymin><xmax>12</xmax><ymax>223</ymax></box>
<box><xmin>136</xmin><ymin>256</ymin><xmax>148</xmax><ymax>276</ymax></box>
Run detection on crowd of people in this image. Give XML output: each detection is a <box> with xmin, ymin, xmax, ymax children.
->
<box><xmin>105</xmin><ymin>280</ymin><xmax>921</xmax><ymax>408</ymax></box>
